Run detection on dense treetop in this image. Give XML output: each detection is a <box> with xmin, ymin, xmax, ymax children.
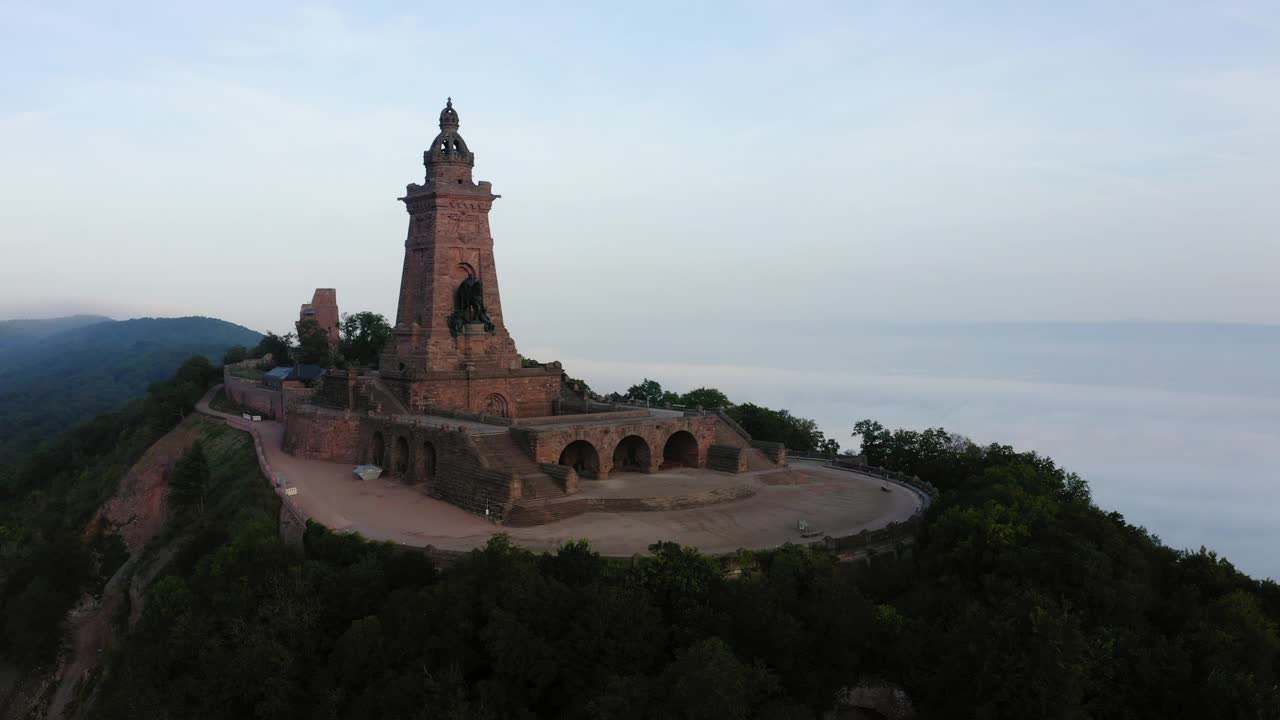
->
<box><xmin>1</xmin><ymin>360</ymin><xmax>1276</xmax><ymax>717</ymax></box>
<box><xmin>338</xmin><ymin>311</ymin><xmax>393</xmax><ymax>368</ymax></box>
<box><xmin>608</xmin><ymin>379</ymin><xmax>834</xmax><ymax>454</ymax></box>
<box><xmin>83</xmin><ymin>409</ymin><xmax>1280</xmax><ymax>718</ymax></box>
<box><xmin>0</xmin><ymin>355</ymin><xmax>222</xmax><ymax>667</ymax></box>
<box><xmin>0</xmin><ymin>316</ymin><xmax>260</xmax><ymax>476</ymax></box>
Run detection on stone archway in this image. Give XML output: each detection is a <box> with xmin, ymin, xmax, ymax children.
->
<box><xmin>612</xmin><ymin>435</ymin><xmax>652</xmax><ymax>474</ymax></box>
<box><xmin>559</xmin><ymin>440</ymin><xmax>600</xmax><ymax>480</ymax></box>
<box><xmin>394</xmin><ymin>436</ymin><xmax>410</xmax><ymax>478</ymax></box>
<box><xmin>418</xmin><ymin>441</ymin><xmax>437</xmax><ymax>489</ymax></box>
<box><xmin>662</xmin><ymin>430</ymin><xmax>699</xmax><ymax>468</ymax></box>
<box><xmin>371</xmin><ymin>431</ymin><xmax>386</xmax><ymax>466</ymax></box>
<box><xmin>482</xmin><ymin>393</ymin><xmax>509</xmax><ymax>418</ymax></box>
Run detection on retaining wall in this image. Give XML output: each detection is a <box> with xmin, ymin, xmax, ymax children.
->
<box><xmin>217</xmin><ymin>412</ymin><xmax>311</xmax><ymax>546</ymax></box>
<box><xmin>802</xmin><ymin>459</ymin><xmax>939</xmax><ymax>565</ymax></box>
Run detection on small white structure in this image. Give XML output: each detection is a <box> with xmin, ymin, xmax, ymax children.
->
<box><xmin>353</xmin><ymin>464</ymin><xmax>383</xmax><ymax>481</ymax></box>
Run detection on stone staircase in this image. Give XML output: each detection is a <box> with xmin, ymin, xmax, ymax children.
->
<box><xmin>361</xmin><ymin>377</ymin><xmax>410</xmax><ymax>416</ymax></box>
<box><xmin>712</xmin><ymin>423</ymin><xmax>777</xmax><ymax>472</ymax></box>
<box><xmin>502</xmin><ymin>499</ymin><xmax>591</xmax><ymax>527</ymax></box>
<box><xmin>519</xmin><ymin>473</ymin><xmax>566</xmax><ymax>501</ymax></box>
<box><xmin>470</xmin><ymin>432</ymin><xmax>566</xmax><ymax>500</ymax></box>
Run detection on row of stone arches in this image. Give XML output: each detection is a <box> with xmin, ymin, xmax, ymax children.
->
<box><xmin>557</xmin><ymin>430</ymin><xmax>699</xmax><ymax>480</ymax></box>
<box><xmin>369</xmin><ymin>431</ymin><xmax>437</xmax><ymax>486</ymax></box>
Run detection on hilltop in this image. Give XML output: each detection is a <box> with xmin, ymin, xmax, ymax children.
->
<box><xmin>0</xmin><ymin>316</ymin><xmax>111</xmax><ymax>360</ymax></box>
<box><xmin>0</xmin><ymin>316</ymin><xmax>261</xmax><ymax>475</ymax></box>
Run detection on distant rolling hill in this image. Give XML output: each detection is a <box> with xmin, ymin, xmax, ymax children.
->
<box><xmin>0</xmin><ymin>314</ymin><xmax>111</xmax><ymax>360</ymax></box>
<box><xmin>0</xmin><ymin>316</ymin><xmax>262</xmax><ymax>466</ymax></box>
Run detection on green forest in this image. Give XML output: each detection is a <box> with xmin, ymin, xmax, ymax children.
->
<box><xmin>0</xmin><ymin>316</ymin><xmax>261</xmax><ymax>480</ymax></box>
<box><xmin>1</xmin><ymin>359</ymin><xmax>1278</xmax><ymax>718</ymax></box>
<box><xmin>0</xmin><ymin>355</ymin><xmax>223</xmax><ymax>668</ymax></box>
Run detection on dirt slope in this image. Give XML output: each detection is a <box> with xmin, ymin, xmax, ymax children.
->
<box><xmin>37</xmin><ymin>417</ymin><xmax>217</xmax><ymax>720</ymax></box>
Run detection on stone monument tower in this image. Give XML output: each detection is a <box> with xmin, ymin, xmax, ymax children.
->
<box><xmin>378</xmin><ymin>99</ymin><xmax>560</xmax><ymax>417</ymax></box>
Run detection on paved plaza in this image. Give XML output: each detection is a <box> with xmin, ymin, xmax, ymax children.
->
<box><xmin>242</xmin><ymin>418</ymin><xmax>921</xmax><ymax>556</ymax></box>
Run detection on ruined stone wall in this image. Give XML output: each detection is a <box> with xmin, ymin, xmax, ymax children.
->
<box><xmin>299</xmin><ymin>287</ymin><xmax>340</xmax><ymax>351</ymax></box>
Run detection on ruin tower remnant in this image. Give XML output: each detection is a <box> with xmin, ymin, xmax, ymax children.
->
<box><xmin>299</xmin><ymin>288</ymin><xmax>340</xmax><ymax>352</ymax></box>
<box><xmin>378</xmin><ymin>99</ymin><xmax>560</xmax><ymax>417</ymax></box>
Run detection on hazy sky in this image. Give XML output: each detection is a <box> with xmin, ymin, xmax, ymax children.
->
<box><xmin>1</xmin><ymin>1</ymin><xmax>1277</xmax><ymax>338</ymax></box>
<box><xmin>2</xmin><ymin>2</ymin><xmax>1279</xmax><ymax>578</ymax></box>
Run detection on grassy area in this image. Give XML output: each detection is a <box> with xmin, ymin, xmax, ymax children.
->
<box><xmin>208</xmin><ymin>388</ymin><xmax>255</xmax><ymax>417</ymax></box>
<box><xmin>192</xmin><ymin>418</ymin><xmax>277</xmax><ymax>523</ymax></box>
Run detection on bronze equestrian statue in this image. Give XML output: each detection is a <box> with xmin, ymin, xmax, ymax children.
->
<box><xmin>447</xmin><ymin>277</ymin><xmax>495</xmax><ymax>336</ymax></box>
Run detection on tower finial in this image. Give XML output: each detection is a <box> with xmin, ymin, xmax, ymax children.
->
<box><xmin>439</xmin><ymin>97</ymin><xmax>460</xmax><ymax>131</ymax></box>
<box><xmin>428</xmin><ymin>97</ymin><xmax>471</xmax><ymax>167</ymax></box>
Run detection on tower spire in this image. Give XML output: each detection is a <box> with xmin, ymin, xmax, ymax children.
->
<box><xmin>382</xmin><ymin>100</ymin><xmax>560</xmax><ymax>418</ymax></box>
<box><xmin>427</xmin><ymin>97</ymin><xmax>472</xmax><ymax>168</ymax></box>
<box><xmin>438</xmin><ymin>96</ymin><xmax>460</xmax><ymax>131</ymax></box>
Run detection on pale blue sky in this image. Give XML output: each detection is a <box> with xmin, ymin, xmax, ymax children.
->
<box><xmin>1</xmin><ymin>1</ymin><xmax>1277</xmax><ymax>336</ymax></box>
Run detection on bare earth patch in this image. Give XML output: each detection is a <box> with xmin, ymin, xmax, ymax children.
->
<box><xmin>47</xmin><ymin>416</ymin><xmax>222</xmax><ymax>720</ymax></box>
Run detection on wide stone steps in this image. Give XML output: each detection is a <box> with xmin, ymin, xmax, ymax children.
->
<box><xmin>519</xmin><ymin>472</ymin><xmax>566</xmax><ymax>500</ymax></box>
<box><xmin>471</xmin><ymin>433</ymin><xmax>541</xmax><ymax>472</ymax></box>
<box><xmin>502</xmin><ymin>477</ymin><xmax>765</xmax><ymax>528</ymax></box>
<box><xmin>470</xmin><ymin>432</ymin><xmax>566</xmax><ymax>500</ymax></box>
<box><xmin>742</xmin><ymin>448</ymin><xmax>776</xmax><ymax>472</ymax></box>
<box><xmin>363</xmin><ymin>378</ymin><xmax>409</xmax><ymax>416</ymax></box>
<box><xmin>712</xmin><ymin>426</ymin><xmax>777</xmax><ymax>472</ymax></box>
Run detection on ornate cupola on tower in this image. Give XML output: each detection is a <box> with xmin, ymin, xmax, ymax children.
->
<box><xmin>379</xmin><ymin>99</ymin><xmax>560</xmax><ymax>418</ymax></box>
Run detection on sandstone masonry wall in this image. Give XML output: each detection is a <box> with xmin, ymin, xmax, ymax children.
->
<box><xmin>284</xmin><ymin>407</ymin><xmax>362</xmax><ymax>463</ymax></box>
<box><xmin>391</xmin><ymin>370</ymin><xmax>561</xmax><ymax>418</ymax></box>
<box><xmin>223</xmin><ymin>372</ymin><xmax>283</xmax><ymax>419</ymax></box>
<box><xmin>526</xmin><ymin>416</ymin><xmax>717</xmax><ymax>479</ymax></box>
<box><xmin>358</xmin><ymin>417</ymin><xmax>518</xmax><ymax>519</ymax></box>
<box><xmin>222</xmin><ymin>366</ymin><xmax>317</xmax><ymax>423</ymax></box>
<box><xmin>751</xmin><ymin>440</ymin><xmax>787</xmax><ymax>465</ymax></box>
<box><xmin>708</xmin><ymin>444</ymin><xmax>747</xmax><ymax>473</ymax></box>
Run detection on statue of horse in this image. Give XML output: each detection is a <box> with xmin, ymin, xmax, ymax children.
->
<box><xmin>447</xmin><ymin>277</ymin><xmax>495</xmax><ymax>336</ymax></box>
